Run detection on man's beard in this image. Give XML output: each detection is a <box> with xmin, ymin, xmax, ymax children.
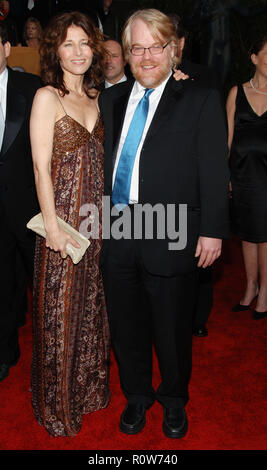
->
<box><xmin>130</xmin><ymin>58</ymin><xmax>173</xmax><ymax>88</ymax></box>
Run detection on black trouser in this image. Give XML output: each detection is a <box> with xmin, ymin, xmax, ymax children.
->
<box><xmin>0</xmin><ymin>196</ymin><xmax>35</xmax><ymax>364</ymax></box>
<box><xmin>194</xmin><ymin>267</ymin><xmax>213</xmax><ymax>328</ymax></box>
<box><xmin>104</xmin><ymin>236</ymin><xmax>198</xmax><ymax>409</ymax></box>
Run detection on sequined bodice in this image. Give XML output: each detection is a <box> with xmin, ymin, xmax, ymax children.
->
<box><xmin>52</xmin><ymin>113</ymin><xmax>104</xmax><ymax>155</ymax></box>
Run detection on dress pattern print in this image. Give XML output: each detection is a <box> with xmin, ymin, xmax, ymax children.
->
<box><xmin>31</xmin><ymin>114</ymin><xmax>110</xmax><ymax>437</ymax></box>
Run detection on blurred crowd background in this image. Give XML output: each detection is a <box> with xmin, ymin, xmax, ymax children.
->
<box><xmin>2</xmin><ymin>0</ymin><xmax>267</xmax><ymax>92</ymax></box>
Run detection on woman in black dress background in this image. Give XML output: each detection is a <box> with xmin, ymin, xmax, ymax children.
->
<box><xmin>226</xmin><ymin>36</ymin><xmax>267</xmax><ymax>320</ymax></box>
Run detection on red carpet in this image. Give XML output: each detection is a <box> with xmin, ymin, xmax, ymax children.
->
<box><xmin>0</xmin><ymin>238</ymin><xmax>266</xmax><ymax>450</ymax></box>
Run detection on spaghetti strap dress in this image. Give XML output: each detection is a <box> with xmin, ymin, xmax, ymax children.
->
<box><xmin>31</xmin><ymin>100</ymin><xmax>110</xmax><ymax>437</ymax></box>
<box><xmin>229</xmin><ymin>84</ymin><xmax>267</xmax><ymax>242</ymax></box>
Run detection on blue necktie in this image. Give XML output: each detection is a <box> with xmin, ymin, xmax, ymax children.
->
<box><xmin>112</xmin><ymin>88</ymin><xmax>154</xmax><ymax>208</ymax></box>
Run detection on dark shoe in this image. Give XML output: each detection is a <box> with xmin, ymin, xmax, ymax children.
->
<box><xmin>232</xmin><ymin>303</ymin><xmax>251</xmax><ymax>312</ymax></box>
<box><xmin>0</xmin><ymin>352</ymin><xmax>20</xmax><ymax>383</ymax></box>
<box><xmin>193</xmin><ymin>325</ymin><xmax>208</xmax><ymax>337</ymax></box>
<box><xmin>120</xmin><ymin>403</ymin><xmax>146</xmax><ymax>434</ymax></box>
<box><xmin>252</xmin><ymin>310</ymin><xmax>267</xmax><ymax>320</ymax></box>
<box><xmin>163</xmin><ymin>407</ymin><xmax>188</xmax><ymax>439</ymax></box>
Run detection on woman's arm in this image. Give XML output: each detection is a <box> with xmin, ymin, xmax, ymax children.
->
<box><xmin>226</xmin><ymin>85</ymin><xmax>238</xmax><ymax>196</ymax></box>
<box><xmin>30</xmin><ymin>88</ymin><xmax>80</xmax><ymax>258</ymax></box>
<box><xmin>226</xmin><ymin>85</ymin><xmax>238</xmax><ymax>151</ymax></box>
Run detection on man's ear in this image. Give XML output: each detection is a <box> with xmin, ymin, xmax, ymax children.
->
<box><xmin>4</xmin><ymin>41</ymin><xmax>11</xmax><ymax>60</ymax></box>
<box><xmin>179</xmin><ymin>37</ymin><xmax>185</xmax><ymax>53</ymax></box>
<box><xmin>170</xmin><ymin>40</ymin><xmax>177</xmax><ymax>59</ymax></box>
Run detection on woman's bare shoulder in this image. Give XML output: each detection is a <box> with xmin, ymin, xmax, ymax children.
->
<box><xmin>33</xmin><ymin>86</ymin><xmax>62</xmax><ymax>119</ymax></box>
<box><xmin>34</xmin><ymin>86</ymin><xmax>59</xmax><ymax>104</ymax></box>
<box><xmin>228</xmin><ymin>85</ymin><xmax>238</xmax><ymax>98</ymax></box>
<box><xmin>226</xmin><ymin>85</ymin><xmax>238</xmax><ymax>106</ymax></box>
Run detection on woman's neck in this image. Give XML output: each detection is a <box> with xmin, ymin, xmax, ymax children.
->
<box><xmin>252</xmin><ymin>72</ymin><xmax>267</xmax><ymax>91</ymax></box>
<box><xmin>26</xmin><ymin>38</ymin><xmax>40</xmax><ymax>48</ymax></box>
<box><xmin>63</xmin><ymin>73</ymin><xmax>85</xmax><ymax>97</ymax></box>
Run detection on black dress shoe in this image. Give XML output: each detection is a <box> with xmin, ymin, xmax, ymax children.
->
<box><xmin>163</xmin><ymin>407</ymin><xmax>188</xmax><ymax>439</ymax></box>
<box><xmin>252</xmin><ymin>310</ymin><xmax>267</xmax><ymax>320</ymax></box>
<box><xmin>193</xmin><ymin>325</ymin><xmax>208</xmax><ymax>337</ymax></box>
<box><xmin>232</xmin><ymin>303</ymin><xmax>251</xmax><ymax>312</ymax></box>
<box><xmin>120</xmin><ymin>403</ymin><xmax>146</xmax><ymax>434</ymax></box>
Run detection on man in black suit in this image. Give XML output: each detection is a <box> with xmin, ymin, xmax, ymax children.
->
<box><xmin>169</xmin><ymin>12</ymin><xmax>222</xmax><ymax>338</ymax></box>
<box><xmin>19</xmin><ymin>0</ymin><xmax>71</xmax><ymax>28</ymax></box>
<box><xmin>99</xmin><ymin>8</ymin><xmax>229</xmax><ymax>438</ymax></box>
<box><xmin>79</xmin><ymin>1</ymin><xmax>119</xmax><ymax>40</ymax></box>
<box><xmin>102</xmin><ymin>39</ymin><xmax>127</xmax><ymax>89</ymax></box>
<box><xmin>0</xmin><ymin>23</ymin><xmax>42</xmax><ymax>382</ymax></box>
<box><xmin>171</xmin><ymin>13</ymin><xmax>220</xmax><ymax>89</ymax></box>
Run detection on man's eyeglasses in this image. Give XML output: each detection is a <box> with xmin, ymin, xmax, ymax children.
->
<box><xmin>130</xmin><ymin>42</ymin><xmax>170</xmax><ymax>56</ymax></box>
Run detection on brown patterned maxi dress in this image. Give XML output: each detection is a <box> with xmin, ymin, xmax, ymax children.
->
<box><xmin>31</xmin><ymin>114</ymin><xmax>110</xmax><ymax>437</ymax></box>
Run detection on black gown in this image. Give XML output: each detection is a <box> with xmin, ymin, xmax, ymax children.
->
<box><xmin>229</xmin><ymin>84</ymin><xmax>267</xmax><ymax>243</ymax></box>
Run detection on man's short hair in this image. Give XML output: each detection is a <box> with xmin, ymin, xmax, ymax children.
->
<box><xmin>167</xmin><ymin>13</ymin><xmax>187</xmax><ymax>40</ymax></box>
<box><xmin>104</xmin><ymin>37</ymin><xmax>125</xmax><ymax>59</ymax></box>
<box><xmin>122</xmin><ymin>8</ymin><xmax>178</xmax><ymax>61</ymax></box>
<box><xmin>0</xmin><ymin>23</ymin><xmax>9</xmax><ymax>44</ymax></box>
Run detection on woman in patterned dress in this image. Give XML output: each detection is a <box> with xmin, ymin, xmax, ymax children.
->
<box><xmin>30</xmin><ymin>11</ymin><xmax>110</xmax><ymax>437</ymax></box>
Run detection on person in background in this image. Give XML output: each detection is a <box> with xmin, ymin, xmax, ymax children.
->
<box><xmin>227</xmin><ymin>36</ymin><xmax>267</xmax><ymax>320</ymax></box>
<box><xmin>81</xmin><ymin>0</ymin><xmax>119</xmax><ymax>41</ymax></box>
<box><xmin>1</xmin><ymin>0</ymin><xmax>18</xmax><ymax>45</ymax></box>
<box><xmin>0</xmin><ymin>0</ymin><xmax>9</xmax><ymax>20</ymax></box>
<box><xmin>20</xmin><ymin>16</ymin><xmax>42</xmax><ymax>47</ymax></box>
<box><xmin>169</xmin><ymin>12</ymin><xmax>222</xmax><ymax>338</ymax></box>
<box><xmin>25</xmin><ymin>0</ymin><xmax>48</xmax><ymax>26</ymax></box>
<box><xmin>8</xmin><ymin>1</ymin><xmax>26</xmax><ymax>42</ymax></box>
<box><xmin>102</xmin><ymin>39</ymin><xmax>127</xmax><ymax>88</ymax></box>
<box><xmin>0</xmin><ymin>23</ymin><xmax>42</xmax><ymax>383</ymax></box>
<box><xmin>187</xmin><ymin>0</ymin><xmax>267</xmax><ymax>85</ymax></box>
<box><xmin>102</xmin><ymin>0</ymin><xmax>119</xmax><ymax>40</ymax></box>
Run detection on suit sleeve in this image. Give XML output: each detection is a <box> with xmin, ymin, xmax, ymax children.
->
<box><xmin>196</xmin><ymin>88</ymin><xmax>230</xmax><ymax>239</ymax></box>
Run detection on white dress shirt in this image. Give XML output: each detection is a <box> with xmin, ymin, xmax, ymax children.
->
<box><xmin>112</xmin><ymin>72</ymin><xmax>172</xmax><ymax>204</ymax></box>
<box><xmin>28</xmin><ymin>0</ymin><xmax>34</xmax><ymax>10</ymax></box>
<box><xmin>0</xmin><ymin>67</ymin><xmax>8</xmax><ymax>121</ymax></box>
<box><xmin>105</xmin><ymin>74</ymin><xmax>127</xmax><ymax>89</ymax></box>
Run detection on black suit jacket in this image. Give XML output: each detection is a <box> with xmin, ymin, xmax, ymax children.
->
<box><xmin>0</xmin><ymin>68</ymin><xmax>42</xmax><ymax>230</ymax></box>
<box><xmin>99</xmin><ymin>76</ymin><xmax>230</xmax><ymax>276</ymax></box>
<box><xmin>180</xmin><ymin>58</ymin><xmax>220</xmax><ymax>90</ymax></box>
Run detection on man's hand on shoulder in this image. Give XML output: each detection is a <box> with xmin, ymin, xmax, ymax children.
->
<box><xmin>195</xmin><ymin>236</ymin><xmax>222</xmax><ymax>268</ymax></box>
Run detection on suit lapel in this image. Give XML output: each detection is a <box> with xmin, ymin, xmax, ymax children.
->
<box><xmin>106</xmin><ymin>77</ymin><xmax>184</xmax><ymax>192</ymax></box>
<box><xmin>143</xmin><ymin>76</ymin><xmax>184</xmax><ymax>145</ymax></box>
<box><xmin>104</xmin><ymin>81</ymin><xmax>133</xmax><ymax>194</ymax></box>
<box><xmin>0</xmin><ymin>71</ymin><xmax>26</xmax><ymax>159</ymax></box>
<box><xmin>111</xmin><ymin>77</ymin><xmax>184</xmax><ymax>153</ymax></box>
<box><xmin>112</xmin><ymin>81</ymin><xmax>134</xmax><ymax>156</ymax></box>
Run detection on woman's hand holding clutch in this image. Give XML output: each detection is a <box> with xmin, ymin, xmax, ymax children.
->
<box><xmin>46</xmin><ymin>226</ymin><xmax>81</xmax><ymax>259</ymax></box>
<box><xmin>27</xmin><ymin>213</ymin><xmax>90</xmax><ymax>264</ymax></box>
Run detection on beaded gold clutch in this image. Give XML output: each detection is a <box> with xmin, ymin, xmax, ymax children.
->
<box><xmin>27</xmin><ymin>212</ymin><xmax>90</xmax><ymax>264</ymax></box>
